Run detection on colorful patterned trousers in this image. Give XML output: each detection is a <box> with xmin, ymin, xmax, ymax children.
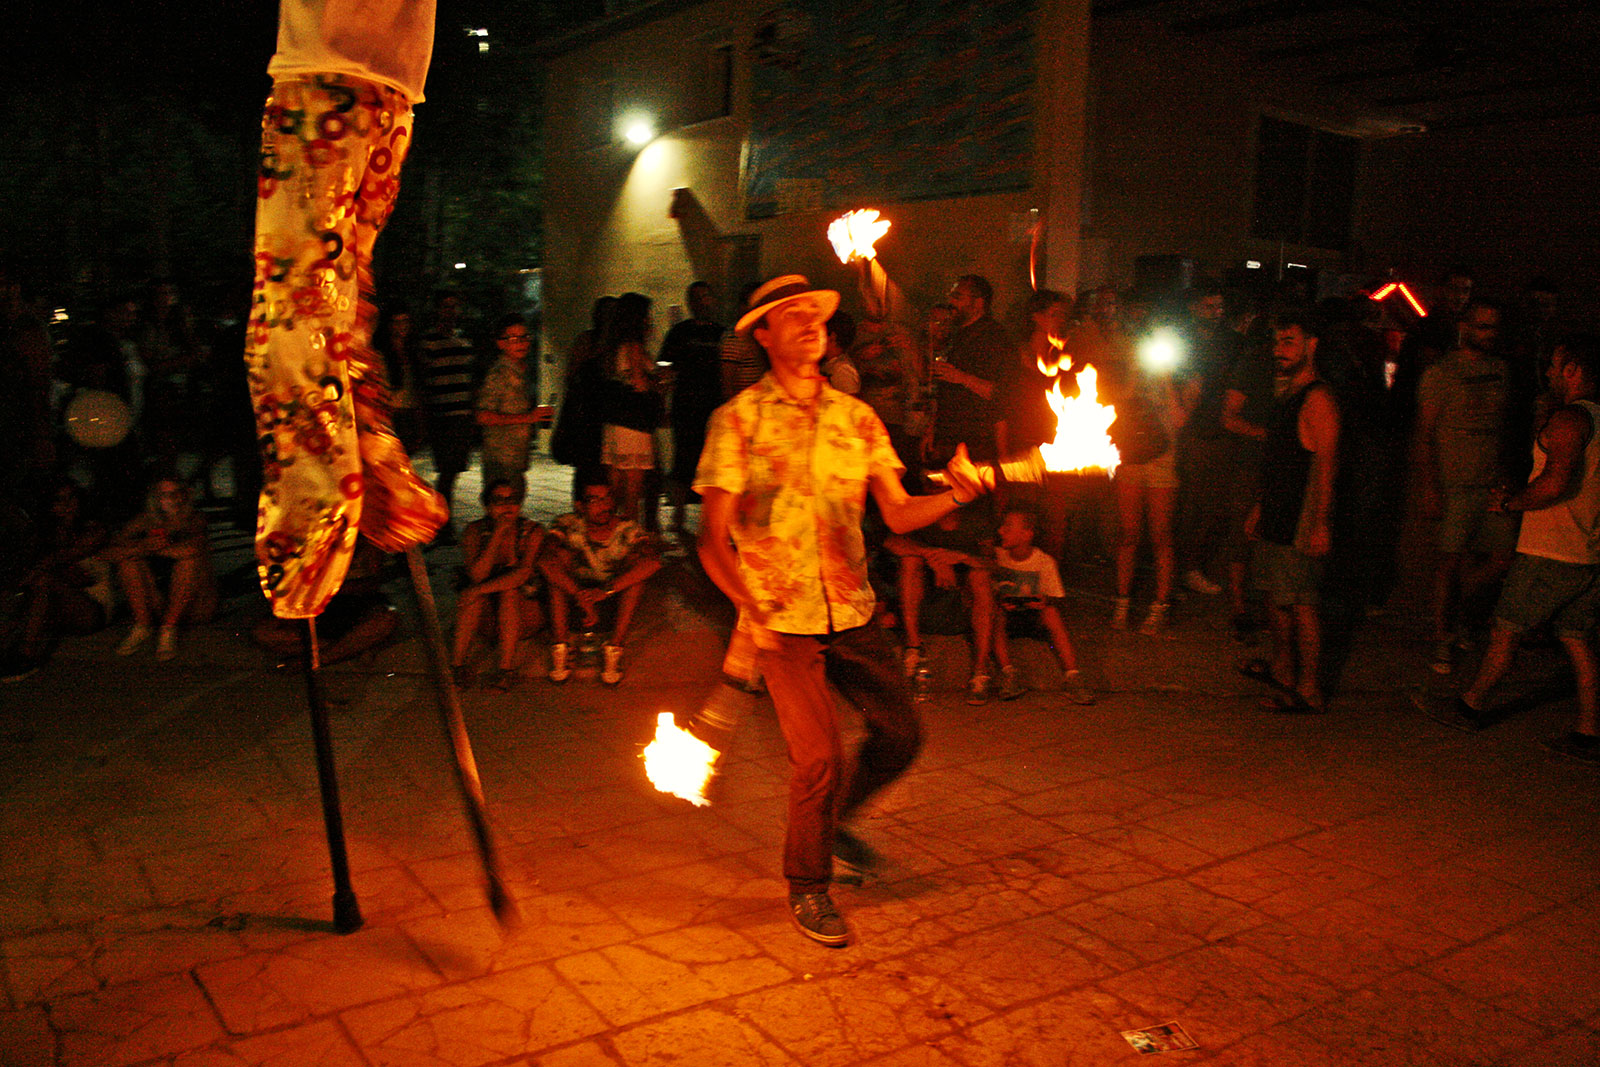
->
<box><xmin>245</xmin><ymin>74</ymin><xmax>443</xmax><ymax>619</ymax></box>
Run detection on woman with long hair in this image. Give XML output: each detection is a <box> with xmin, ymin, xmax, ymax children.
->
<box><xmin>598</xmin><ymin>292</ymin><xmax>663</xmax><ymax>525</ymax></box>
<box><xmin>104</xmin><ymin>473</ymin><xmax>217</xmax><ymax>661</ymax></box>
<box><xmin>0</xmin><ymin>479</ymin><xmax>111</xmax><ymax>681</ymax></box>
<box><xmin>550</xmin><ymin>295</ymin><xmax>615</xmax><ymax>495</ymax></box>
<box><xmin>373</xmin><ymin>303</ymin><xmax>423</xmax><ymax>451</ymax></box>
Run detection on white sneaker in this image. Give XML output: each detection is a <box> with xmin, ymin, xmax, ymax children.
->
<box><xmin>548</xmin><ymin>642</ymin><xmax>572</xmax><ymax>683</ymax></box>
<box><xmin>1139</xmin><ymin>602</ymin><xmax>1170</xmax><ymax>636</ymax></box>
<box><xmin>601</xmin><ymin>644</ymin><xmax>624</xmax><ymax>685</ymax></box>
<box><xmin>1183</xmin><ymin>569</ymin><xmax>1222</xmax><ymax>595</ymax></box>
<box><xmin>902</xmin><ymin>646</ymin><xmax>922</xmax><ymax>680</ymax></box>
<box><xmin>155</xmin><ymin>626</ymin><xmax>178</xmax><ymax>662</ymax></box>
<box><xmin>117</xmin><ymin>624</ymin><xmax>153</xmax><ymax>656</ymax></box>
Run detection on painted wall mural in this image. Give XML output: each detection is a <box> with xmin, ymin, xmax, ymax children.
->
<box><xmin>745</xmin><ymin>0</ymin><xmax>1037</xmax><ymax>219</ymax></box>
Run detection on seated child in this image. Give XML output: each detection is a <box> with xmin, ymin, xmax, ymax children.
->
<box><xmin>990</xmin><ymin>508</ymin><xmax>1094</xmax><ymax>704</ymax></box>
<box><xmin>1</xmin><ymin>478</ymin><xmax>111</xmax><ymax>681</ymax></box>
<box><xmin>105</xmin><ymin>474</ymin><xmax>217</xmax><ymax>661</ymax></box>
<box><xmin>451</xmin><ymin>478</ymin><xmax>545</xmax><ymax>690</ymax></box>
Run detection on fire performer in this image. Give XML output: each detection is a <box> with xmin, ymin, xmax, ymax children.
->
<box><xmin>694</xmin><ymin>275</ymin><xmax>992</xmax><ymax>946</ymax></box>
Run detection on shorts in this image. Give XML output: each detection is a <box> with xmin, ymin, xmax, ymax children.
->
<box><xmin>1253</xmin><ymin>539</ymin><xmax>1323</xmax><ymax>607</ymax></box>
<box><xmin>1493</xmin><ymin>553</ymin><xmax>1600</xmax><ymax>637</ymax></box>
<box><xmin>1114</xmin><ymin>451</ymin><xmax>1178</xmax><ymax>491</ymax></box>
<box><xmin>602</xmin><ymin>424</ymin><xmax>654</xmax><ymax>470</ymax></box>
<box><xmin>1437</xmin><ymin>486</ymin><xmax>1519</xmax><ymax>555</ymax></box>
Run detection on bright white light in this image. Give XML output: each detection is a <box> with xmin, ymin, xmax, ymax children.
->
<box><xmin>623</xmin><ymin>119</ymin><xmax>655</xmax><ymax>146</ymax></box>
<box><xmin>478</xmin><ymin>41</ymin><xmax>489</xmax><ymax>53</ymax></box>
<box><xmin>1245</xmin><ymin>260</ymin><xmax>1262</xmax><ymax>270</ymax></box>
<box><xmin>454</xmin><ymin>262</ymin><xmax>467</xmax><ymax>270</ymax></box>
<box><xmin>1139</xmin><ymin>328</ymin><xmax>1184</xmax><ymax>372</ymax></box>
<box><xmin>1287</xmin><ymin>262</ymin><xmax>1307</xmax><ymax>269</ymax></box>
<box><xmin>468</xmin><ymin>27</ymin><xmax>488</xmax><ymax>36</ymax></box>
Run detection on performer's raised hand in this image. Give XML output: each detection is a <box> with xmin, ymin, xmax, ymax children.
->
<box><xmin>942</xmin><ymin>443</ymin><xmax>993</xmax><ymax>504</ymax></box>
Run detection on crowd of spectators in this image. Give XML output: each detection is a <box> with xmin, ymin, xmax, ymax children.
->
<box><xmin>3</xmin><ymin>256</ymin><xmax>1596</xmax><ymax>765</ymax></box>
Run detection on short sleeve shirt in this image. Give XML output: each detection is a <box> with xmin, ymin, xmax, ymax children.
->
<box><xmin>694</xmin><ymin>373</ymin><xmax>904</xmax><ymax>634</ymax></box>
<box><xmin>419</xmin><ymin>328</ymin><xmax>476</xmax><ymax>417</ymax></box>
<box><xmin>933</xmin><ymin>315</ymin><xmax>1010</xmax><ymax>463</ymax></box>
<box><xmin>992</xmin><ymin>545</ymin><xmax>1065</xmax><ymax>601</ymax></box>
<box><xmin>1419</xmin><ymin>349</ymin><xmax>1510</xmax><ymax>488</ymax></box>
<box><xmin>477</xmin><ymin>358</ymin><xmax>533</xmax><ymax>470</ymax></box>
<box><xmin>550</xmin><ymin>513</ymin><xmax>648</xmax><ymax>584</ymax></box>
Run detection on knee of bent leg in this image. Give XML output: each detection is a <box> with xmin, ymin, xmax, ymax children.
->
<box><xmin>791</xmin><ymin>748</ymin><xmax>842</xmax><ymax>798</ymax></box>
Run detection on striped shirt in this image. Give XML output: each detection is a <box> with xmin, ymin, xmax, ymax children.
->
<box><xmin>419</xmin><ymin>328</ymin><xmax>476</xmax><ymax>417</ymax></box>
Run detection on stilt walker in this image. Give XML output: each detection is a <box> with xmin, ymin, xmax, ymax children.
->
<box><xmin>245</xmin><ymin>0</ymin><xmax>514</xmax><ymax>930</ymax></box>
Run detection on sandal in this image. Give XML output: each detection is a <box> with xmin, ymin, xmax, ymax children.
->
<box><xmin>1236</xmin><ymin>657</ymin><xmax>1281</xmax><ymax>686</ymax></box>
<box><xmin>1260</xmin><ymin>690</ymin><xmax>1322</xmax><ymax>714</ymax></box>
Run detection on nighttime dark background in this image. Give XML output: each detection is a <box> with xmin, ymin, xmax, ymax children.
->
<box><xmin>0</xmin><ymin>1</ymin><xmax>606</xmax><ymax>321</ymax></box>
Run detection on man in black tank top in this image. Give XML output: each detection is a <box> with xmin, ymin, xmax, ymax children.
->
<box><xmin>1244</xmin><ymin>310</ymin><xmax>1340</xmax><ymax>713</ymax></box>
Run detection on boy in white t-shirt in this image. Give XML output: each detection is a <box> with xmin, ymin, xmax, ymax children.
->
<box><xmin>991</xmin><ymin>509</ymin><xmax>1094</xmax><ymax>704</ymax></box>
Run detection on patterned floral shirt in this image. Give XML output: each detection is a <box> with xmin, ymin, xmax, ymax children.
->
<box><xmin>477</xmin><ymin>357</ymin><xmax>533</xmax><ymax>471</ymax></box>
<box><xmin>549</xmin><ymin>513</ymin><xmax>649</xmax><ymax>585</ymax></box>
<box><xmin>695</xmin><ymin>373</ymin><xmax>904</xmax><ymax>634</ymax></box>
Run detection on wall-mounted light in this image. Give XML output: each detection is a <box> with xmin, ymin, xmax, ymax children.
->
<box><xmin>623</xmin><ymin>117</ymin><xmax>656</xmax><ymax>146</ymax></box>
<box><xmin>454</xmin><ymin>262</ymin><xmax>467</xmax><ymax>270</ymax></box>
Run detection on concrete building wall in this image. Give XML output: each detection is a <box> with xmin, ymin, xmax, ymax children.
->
<box><xmin>541</xmin><ymin>0</ymin><xmax>1093</xmax><ymax>380</ymax></box>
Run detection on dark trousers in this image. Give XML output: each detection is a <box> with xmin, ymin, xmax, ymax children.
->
<box><xmin>1177</xmin><ymin>433</ymin><xmax>1233</xmax><ymax>574</ymax></box>
<box><xmin>757</xmin><ymin>624</ymin><xmax>923</xmax><ymax>893</ymax></box>
<box><xmin>427</xmin><ymin>414</ymin><xmax>474</xmax><ymax>513</ymax></box>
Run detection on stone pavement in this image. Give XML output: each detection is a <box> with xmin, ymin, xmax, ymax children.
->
<box><xmin>3</xmin><ymin>454</ymin><xmax>1599</xmax><ymax>1066</ymax></box>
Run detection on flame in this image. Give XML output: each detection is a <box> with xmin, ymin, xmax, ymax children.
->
<box><xmin>1037</xmin><ymin>335</ymin><xmax>1069</xmax><ymax>377</ymax></box>
<box><xmin>642</xmin><ymin>712</ymin><xmax>718</xmax><ymax>806</ymax></box>
<box><xmin>1038</xmin><ymin>363</ymin><xmax>1120</xmax><ymax>475</ymax></box>
<box><xmin>828</xmin><ymin>209</ymin><xmax>891</xmax><ymax>264</ymax></box>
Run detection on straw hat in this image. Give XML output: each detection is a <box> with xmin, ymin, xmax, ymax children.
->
<box><xmin>735</xmin><ymin>274</ymin><xmax>840</xmax><ymax>335</ymax></box>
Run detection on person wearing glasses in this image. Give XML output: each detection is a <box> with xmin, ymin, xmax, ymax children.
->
<box><xmin>450</xmin><ymin>478</ymin><xmax>545</xmax><ymax>690</ymax></box>
<box><xmin>541</xmin><ymin>477</ymin><xmax>661</xmax><ymax>685</ymax></box>
<box><xmin>476</xmin><ymin>313</ymin><xmax>541</xmax><ymax>496</ymax></box>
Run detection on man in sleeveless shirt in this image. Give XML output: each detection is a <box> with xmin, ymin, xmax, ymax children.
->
<box><xmin>1245</xmin><ymin>310</ymin><xmax>1340</xmax><ymax>713</ymax></box>
<box><xmin>1449</xmin><ymin>334</ymin><xmax>1600</xmax><ymax>763</ymax></box>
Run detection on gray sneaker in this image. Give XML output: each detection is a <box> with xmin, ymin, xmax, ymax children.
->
<box><xmin>789</xmin><ymin>891</ymin><xmax>851</xmax><ymax>946</ymax></box>
<box><xmin>997</xmin><ymin>665</ymin><xmax>1026</xmax><ymax>701</ymax></box>
<box><xmin>1062</xmin><ymin>669</ymin><xmax>1096</xmax><ymax>705</ymax></box>
<box><xmin>833</xmin><ymin>827</ymin><xmax>880</xmax><ymax>873</ymax></box>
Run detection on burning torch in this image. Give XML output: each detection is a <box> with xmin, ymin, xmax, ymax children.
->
<box><xmin>828</xmin><ymin>209</ymin><xmax>891</xmax><ymax>319</ymax></box>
